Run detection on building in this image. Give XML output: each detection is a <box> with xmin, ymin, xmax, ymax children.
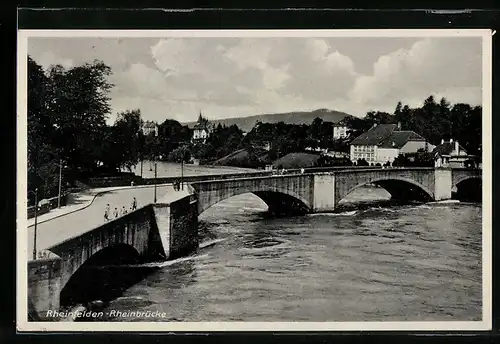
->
<box><xmin>433</xmin><ymin>139</ymin><xmax>476</xmax><ymax>168</ymax></box>
<box><xmin>192</xmin><ymin>112</ymin><xmax>211</xmax><ymax>143</ymax></box>
<box><xmin>142</xmin><ymin>120</ymin><xmax>158</xmax><ymax>136</ymax></box>
<box><xmin>349</xmin><ymin>123</ymin><xmax>431</xmax><ymax>165</ymax></box>
<box><xmin>333</xmin><ymin>124</ymin><xmax>349</xmax><ymax>140</ymax></box>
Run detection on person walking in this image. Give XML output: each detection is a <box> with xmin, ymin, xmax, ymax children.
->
<box><xmin>104</xmin><ymin>204</ymin><xmax>110</xmax><ymax>222</ymax></box>
<box><xmin>113</xmin><ymin>207</ymin><xmax>119</xmax><ymax>218</ymax></box>
<box><xmin>121</xmin><ymin>206</ymin><xmax>127</xmax><ymax>216</ymax></box>
<box><xmin>131</xmin><ymin>197</ymin><xmax>137</xmax><ymax>210</ymax></box>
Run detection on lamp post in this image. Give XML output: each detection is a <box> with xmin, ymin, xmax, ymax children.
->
<box><xmin>57</xmin><ymin>159</ymin><xmax>63</xmax><ymax>208</ymax></box>
<box><xmin>181</xmin><ymin>152</ymin><xmax>184</xmax><ymax>191</ymax></box>
<box><xmin>154</xmin><ymin>159</ymin><xmax>157</xmax><ymax>203</ymax></box>
<box><xmin>29</xmin><ymin>188</ymin><xmax>39</xmax><ymax>260</ymax></box>
<box><xmin>153</xmin><ymin>124</ymin><xmax>159</xmax><ymax>203</ymax></box>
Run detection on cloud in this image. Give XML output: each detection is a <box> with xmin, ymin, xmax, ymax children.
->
<box><xmin>29</xmin><ymin>36</ymin><xmax>483</xmax><ymax>124</ymax></box>
<box><xmin>144</xmin><ymin>38</ymin><xmax>358</xmax><ymax>118</ymax></box>
<box><xmin>34</xmin><ymin>51</ymin><xmax>74</xmax><ymax>70</ymax></box>
<box><xmin>348</xmin><ymin>37</ymin><xmax>482</xmax><ymax>111</ymax></box>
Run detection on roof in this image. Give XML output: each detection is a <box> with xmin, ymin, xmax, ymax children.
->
<box><xmin>193</xmin><ymin>123</ymin><xmax>208</xmax><ymax>130</ymax></box>
<box><xmin>378</xmin><ymin>131</ymin><xmax>426</xmax><ymax>149</ymax></box>
<box><xmin>350</xmin><ymin>124</ymin><xmax>397</xmax><ymax>146</ymax></box>
<box><xmin>432</xmin><ymin>142</ymin><xmax>468</xmax><ymax>156</ymax></box>
<box><xmin>143</xmin><ymin>121</ymin><xmax>156</xmax><ymax>128</ymax></box>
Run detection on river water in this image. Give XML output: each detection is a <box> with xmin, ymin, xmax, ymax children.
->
<box><xmin>89</xmin><ymin>187</ymin><xmax>482</xmax><ymax>322</ymax></box>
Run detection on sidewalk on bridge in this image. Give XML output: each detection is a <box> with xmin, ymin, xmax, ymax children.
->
<box><xmin>26</xmin><ymin>182</ymin><xmax>181</xmax><ymax>227</ymax></box>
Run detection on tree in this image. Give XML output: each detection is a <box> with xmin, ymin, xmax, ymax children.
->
<box><xmin>155</xmin><ymin>119</ymin><xmax>191</xmax><ymax>158</ymax></box>
<box><xmin>27</xmin><ymin>57</ymin><xmax>63</xmax><ymax>202</ymax></box>
<box><xmin>105</xmin><ymin>109</ymin><xmax>143</xmax><ymax>171</ymax></box>
<box><xmin>357</xmin><ymin>158</ymin><xmax>369</xmax><ymax>166</ymax></box>
<box><xmin>392</xmin><ymin>154</ymin><xmax>411</xmax><ymax>167</ymax></box>
<box><xmin>46</xmin><ymin>59</ymin><xmax>114</xmax><ymax>172</ymax></box>
<box><xmin>168</xmin><ymin>145</ymin><xmax>191</xmax><ymax>163</ymax></box>
<box><xmin>340</xmin><ymin>115</ymin><xmax>371</xmax><ymax>140</ymax></box>
<box><xmin>365</xmin><ymin>111</ymin><xmax>394</xmax><ymax>126</ymax></box>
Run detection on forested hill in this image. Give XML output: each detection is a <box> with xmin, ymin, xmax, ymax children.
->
<box><xmin>184</xmin><ymin>108</ymin><xmax>352</xmax><ymax>132</ymax></box>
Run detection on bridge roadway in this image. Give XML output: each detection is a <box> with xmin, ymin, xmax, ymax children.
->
<box><xmin>24</xmin><ymin>166</ymin><xmax>373</xmax><ymax>258</ymax></box>
<box><xmin>26</xmin><ymin>184</ymin><xmax>190</xmax><ymax>259</ymax></box>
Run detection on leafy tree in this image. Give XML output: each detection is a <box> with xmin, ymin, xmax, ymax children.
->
<box><xmin>28</xmin><ymin>56</ymin><xmax>58</xmax><ymax>202</ymax></box>
<box><xmin>156</xmin><ymin>119</ymin><xmax>191</xmax><ymax>158</ymax></box>
<box><xmin>168</xmin><ymin>145</ymin><xmax>191</xmax><ymax>163</ymax></box>
<box><xmin>365</xmin><ymin>111</ymin><xmax>394</xmax><ymax>126</ymax></box>
<box><xmin>392</xmin><ymin>154</ymin><xmax>411</xmax><ymax>167</ymax></box>
<box><xmin>46</xmin><ymin>59</ymin><xmax>113</xmax><ymax>172</ymax></box>
<box><xmin>356</xmin><ymin>158</ymin><xmax>369</xmax><ymax>166</ymax></box>
<box><xmin>106</xmin><ymin>109</ymin><xmax>143</xmax><ymax>171</ymax></box>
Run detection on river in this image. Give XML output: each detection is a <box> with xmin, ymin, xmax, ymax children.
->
<box><xmin>83</xmin><ymin>186</ymin><xmax>482</xmax><ymax>322</ymax></box>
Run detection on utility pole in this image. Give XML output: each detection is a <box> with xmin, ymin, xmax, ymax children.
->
<box><xmin>153</xmin><ymin>124</ymin><xmax>158</xmax><ymax>203</ymax></box>
<box><xmin>57</xmin><ymin>159</ymin><xmax>63</xmax><ymax>208</ymax></box>
<box><xmin>181</xmin><ymin>151</ymin><xmax>184</xmax><ymax>191</ymax></box>
<box><xmin>32</xmin><ymin>188</ymin><xmax>38</xmax><ymax>260</ymax></box>
<box><xmin>154</xmin><ymin>160</ymin><xmax>157</xmax><ymax>203</ymax></box>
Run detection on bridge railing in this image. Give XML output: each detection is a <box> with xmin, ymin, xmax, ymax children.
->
<box><xmin>141</xmin><ymin>170</ymin><xmax>274</xmax><ymax>186</ymax></box>
<box><xmin>188</xmin><ymin>166</ymin><xmax>476</xmax><ymax>186</ymax></box>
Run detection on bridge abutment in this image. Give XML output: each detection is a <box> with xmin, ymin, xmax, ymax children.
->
<box><xmin>162</xmin><ymin>195</ymin><xmax>199</xmax><ymax>259</ymax></box>
<box><xmin>434</xmin><ymin>169</ymin><xmax>453</xmax><ymax>201</ymax></box>
<box><xmin>28</xmin><ymin>256</ymin><xmax>62</xmax><ymax>321</ymax></box>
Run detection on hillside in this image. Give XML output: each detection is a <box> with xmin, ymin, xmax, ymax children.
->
<box><xmin>184</xmin><ymin>108</ymin><xmax>352</xmax><ymax>132</ymax></box>
<box><xmin>212</xmin><ymin>148</ymin><xmax>270</xmax><ymax>168</ymax></box>
<box><xmin>273</xmin><ymin>152</ymin><xmax>322</xmax><ymax>169</ymax></box>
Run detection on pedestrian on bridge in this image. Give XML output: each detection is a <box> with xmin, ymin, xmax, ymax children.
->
<box><xmin>121</xmin><ymin>206</ymin><xmax>127</xmax><ymax>216</ymax></box>
<box><xmin>113</xmin><ymin>207</ymin><xmax>119</xmax><ymax>218</ymax></box>
<box><xmin>104</xmin><ymin>204</ymin><xmax>110</xmax><ymax>222</ymax></box>
<box><xmin>131</xmin><ymin>197</ymin><xmax>137</xmax><ymax>210</ymax></box>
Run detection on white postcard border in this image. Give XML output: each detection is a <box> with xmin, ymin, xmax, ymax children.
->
<box><xmin>16</xmin><ymin>28</ymin><xmax>493</xmax><ymax>332</ymax></box>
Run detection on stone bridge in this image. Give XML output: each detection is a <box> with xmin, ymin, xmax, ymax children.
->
<box><xmin>28</xmin><ymin>167</ymin><xmax>481</xmax><ymax>321</ymax></box>
<box><xmin>190</xmin><ymin>168</ymin><xmax>482</xmax><ymax>215</ymax></box>
<box><xmin>28</xmin><ymin>195</ymin><xmax>198</xmax><ymax>321</ymax></box>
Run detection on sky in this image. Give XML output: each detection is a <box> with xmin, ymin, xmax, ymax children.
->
<box><xmin>27</xmin><ymin>35</ymin><xmax>483</xmax><ymax>125</ymax></box>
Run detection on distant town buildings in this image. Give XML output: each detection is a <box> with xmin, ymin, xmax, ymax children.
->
<box><xmin>349</xmin><ymin>123</ymin><xmax>432</xmax><ymax>165</ymax></box>
<box><xmin>192</xmin><ymin>112</ymin><xmax>211</xmax><ymax>143</ymax></box>
<box><xmin>333</xmin><ymin>124</ymin><xmax>349</xmax><ymax>140</ymax></box>
<box><xmin>142</xmin><ymin>120</ymin><xmax>158</xmax><ymax>136</ymax></box>
<box><xmin>433</xmin><ymin>139</ymin><xmax>475</xmax><ymax>168</ymax></box>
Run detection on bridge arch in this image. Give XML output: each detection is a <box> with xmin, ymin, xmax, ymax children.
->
<box><xmin>194</xmin><ymin>185</ymin><xmax>311</xmax><ymax>216</ymax></box>
<box><xmin>453</xmin><ymin>175</ymin><xmax>482</xmax><ymax>188</ymax></box>
<box><xmin>337</xmin><ymin>176</ymin><xmax>434</xmax><ymax>204</ymax></box>
<box><xmin>454</xmin><ymin>176</ymin><xmax>482</xmax><ymax>201</ymax></box>
<box><xmin>58</xmin><ymin>243</ymin><xmax>143</xmax><ymax>308</ymax></box>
